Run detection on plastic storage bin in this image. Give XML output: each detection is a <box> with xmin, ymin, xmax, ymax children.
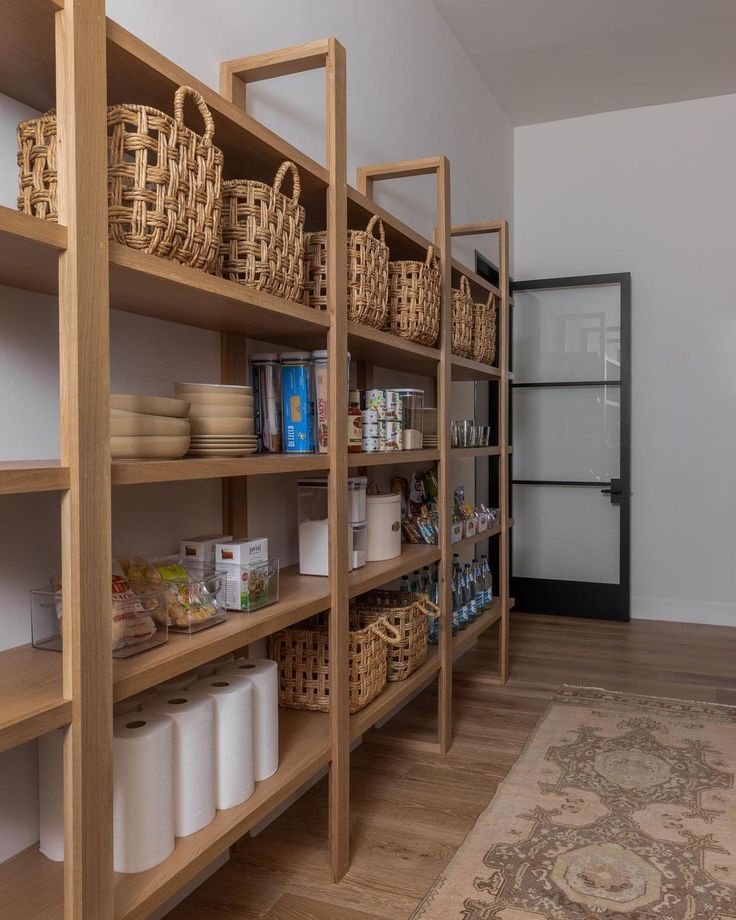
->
<box><xmin>366</xmin><ymin>492</ymin><xmax>402</xmax><ymax>562</ymax></box>
<box><xmin>298</xmin><ymin>478</ymin><xmax>329</xmax><ymax>575</ymax></box>
<box><xmin>221</xmin><ymin>558</ymin><xmax>280</xmax><ymax>611</ymax></box>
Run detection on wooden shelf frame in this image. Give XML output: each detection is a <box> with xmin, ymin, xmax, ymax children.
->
<box><xmin>0</xmin><ymin>9</ymin><xmax>514</xmax><ymax>916</ymax></box>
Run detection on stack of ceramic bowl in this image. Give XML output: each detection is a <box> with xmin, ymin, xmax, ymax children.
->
<box><xmin>110</xmin><ymin>395</ymin><xmax>191</xmax><ymax>460</ymax></box>
<box><xmin>422</xmin><ymin>408</ymin><xmax>438</xmax><ymax>449</ymax></box>
<box><xmin>174</xmin><ymin>383</ymin><xmax>256</xmax><ymax>457</ymax></box>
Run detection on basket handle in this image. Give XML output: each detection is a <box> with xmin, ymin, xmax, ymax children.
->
<box><xmin>486</xmin><ymin>291</ymin><xmax>495</xmax><ymax>309</ymax></box>
<box><xmin>460</xmin><ymin>275</ymin><xmax>471</xmax><ymax>298</ymax></box>
<box><xmin>366</xmin><ymin>215</ymin><xmax>386</xmax><ymax>244</ymax></box>
<box><xmin>273</xmin><ymin>160</ymin><xmax>301</xmax><ymax>204</ymax></box>
<box><xmin>174</xmin><ymin>86</ymin><xmax>215</xmax><ymax>146</ymax></box>
<box><xmin>425</xmin><ymin>245</ymin><xmax>437</xmax><ymax>267</ymax></box>
<box><xmin>369</xmin><ymin>616</ymin><xmax>402</xmax><ymax>647</ymax></box>
<box><xmin>416</xmin><ymin>594</ymin><xmax>441</xmax><ymax>619</ymax></box>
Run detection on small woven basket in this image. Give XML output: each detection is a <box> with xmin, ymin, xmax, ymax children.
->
<box><xmin>269</xmin><ymin>614</ymin><xmax>400</xmax><ymax>713</ymax></box>
<box><xmin>219</xmin><ymin>160</ymin><xmax>305</xmax><ymax>301</ymax></box>
<box><xmin>351</xmin><ymin>591</ymin><xmax>436</xmax><ymax>682</ymax></box>
<box><xmin>303</xmin><ymin>215</ymin><xmax>389</xmax><ymax>328</ymax></box>
<box><xmin>385</xmin><ymin>245</ymin><xmax>441</xmax><ymax>346</ymax></box>
<box><xmin>17</xmin><ymin>86</ymin><xmax>224</xmax><ymax>272</ymax></box>
<box><xmin>451</xmin><ymin>275</ymin><xmax>474</xmax><ymax>358</ymax></box>
<box><xmin>472</xmin><ymin>292</ymin><xmax>497</xmax><ymax>365</ymax></box>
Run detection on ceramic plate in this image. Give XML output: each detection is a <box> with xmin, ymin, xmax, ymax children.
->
<box><xmin>187</xmin><ymin>448</ymin><xmax>258</xmax><ymax>457</ymax></box>
<box><xmin>179</xmin><ymin>394</ymin><xmax>253</xmax><ymax>409</ymax></box>
<box><xmin>189</xmin><ymin>418</ymin><xmax>254</xmax><ymax>436</ymax></box>
<box><xmin>175</xmin><ymin>383</ymin><xmax>252</xmax><ymax>395</ymax></box>
<box><xmin>111</xmin><ymin>395</ymin><xmax>190</xmax><ymax>419</ymax></box>
<box><xmin>188</xmin><ymin>404</ymin><xmax>254</xmax><ymax>419</ymax></box>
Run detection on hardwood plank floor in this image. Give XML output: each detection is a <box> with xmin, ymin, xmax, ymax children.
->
<box><xmin>167</xmin><ymin>613</ymin><xmax>736</xmax><ymax>919</ymax></box>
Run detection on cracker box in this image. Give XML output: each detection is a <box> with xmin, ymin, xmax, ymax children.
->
<box><xmin>180</xmin><ymin>534</ymin><xmax>233</xmax><ymax>567</ymax></box>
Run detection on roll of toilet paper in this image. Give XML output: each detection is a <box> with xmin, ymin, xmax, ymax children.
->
<box><xmin>114</xmin><ymin>689</ymin><xmax>159</xmax><ymax>717</ymax></box>
<box><xmin>197</xmin><ymin>652</ymin><xmax>235</xmax><ymax>679</ymax></box>
<box><xmin>156</xmin><ymin>669</ymin><xmax>199</xmax><ymax>694</ymax></box>
<box><xmin>38</xmin><ymin>728</ymin><xmax>64</xmax><ymax>861</ymax></box>
<box><xmin>113</xmin><ymin>711</ymin><xmax>175</xmax><ymax>873</ymax></box>
<box><xmin>219</xmin><ymin>658</ymin><xmax>279</xmax><ymax>781</ymax></box>
<box><xmin>188</xmin><ymin>674</ymin><xmax>254</xmax><ymax>809</ymax></box>
<box><xmin>142</xmin><ymin>691</ymin><xmax>216</xmax><ymax>838</ymax></box>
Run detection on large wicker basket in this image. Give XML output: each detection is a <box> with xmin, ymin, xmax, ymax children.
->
<box><xmin>351</xmin><ymin>591</ymin><xmax>436</xmax><ymax>682</ymax></box>
<box><xmin>17</xmin><ymin>86</ymin><xmax>224</xmax><ymax>272</ymax></box>
<box><xmin>472</xmin><ymin>292</ymin><xmax>497</xmax><ymax>365</ymax></box>
<box><xmin>451</xmin><ymin>275</ymin><xmax>474</xmax><ymax>358</ymax></box>
<box><xmin>269</xmin><ymin>614</ymin><xmax>400</xmax><ymax>713</ymax></box>
<box><xmin>219</xmin><ymin>160</ymin><xmax>305</xmax><ymax>301</ymax></box>
<box><xmin>303</xmin><ymin>215</ymin><xmax>389</xmax><ymax>328</ymax></box>
<box><xmin>385</xmin><ymin>245</ymin><xmax>441</xmax><ymax>346</ymax></box>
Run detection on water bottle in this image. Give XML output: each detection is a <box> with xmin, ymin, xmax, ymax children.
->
<box><xmin>451</xmin><ymin>573</ymin><xmax>460</xmax><ymax>634</ymax></box>
<box><xmin>481</xmin><ymin>554</ymin><xmax>493</xmax><ymax>606</ymax></box>
<box><xmin>473</xmin><ymin>557</ymin><xmax>485</xmax><ymax>613</ymax></box>
<box><xmin>400</xmin><ymin>573</ymin><xmax>410</xmax><ymax>594</ymax></box>
<box><xmin>421</xmin><ymin>565</ymin><xmax>431</xmax><ymax>595</ymax></box>
<box><xmin>454</xmin><ymin>566</ymin><xmax>468</xmax><ymax>629</ymax></box>
<box><xmin>410</xmin><ymin>569</ymin><xmax>420</xmax><ymax>593</ymax></box>
<box><xmin>464</xmin><ymin>563</ymin><xmax>477</xmax><ymax>622</ymax></box>
<box><xmin>427</xmin><ymin>565</ymin><xmax>439</xmax><ymax>644</ymax></box>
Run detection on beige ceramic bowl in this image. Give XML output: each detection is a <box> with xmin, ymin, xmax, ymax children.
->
<box><xmin>110</xmin><ymin>414</ymin><xmax>191</xmax><ymax>437</ymax></box>
<box><xmin>178</xmin><ymin>393</ymin><xmax>253</xmax><ymax>409</ymax></box>
<box><xmin>188</xmin><ymin>404</ymin><xmax>254</xmax><ymax>419</ymax></box>
<box><xmin>175</xmin><ymin>383</ymin><xmax>252</xmax><ymax>396</ymax></box>
<box><xmin>189</xmin><ymin>418</ymin><xmax>254</xmax><ymax>437</ymax></box>
<box><xmin>111</xmin><ymin>395</ymin><xmax>190</xmax><ymax>419</ymax></box>
<box><xmin>111</xmin><ymin>435</ymin><xmax>190</xmax><ymax>460</ymax></box>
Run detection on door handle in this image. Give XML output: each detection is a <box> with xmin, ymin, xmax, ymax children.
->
<box><xmin>601</xmin><ymin>479</ymin><xmax>624</xmax><ymax>505</ymax></box>
<box><xmin>600</xmin><ymin>488</ymin><xmax>622</xmax><ymax>495</ymax></box>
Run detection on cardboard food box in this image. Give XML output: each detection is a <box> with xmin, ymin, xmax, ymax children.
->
<box><xmin>180</xmin><ymin>534</ymin><xmax>233</xmax><ymax>567</ymax></box>
<box><xmin>215</xmin><ymin>539</ymin><xmax>269</xmax><ymax>610</ymax></box>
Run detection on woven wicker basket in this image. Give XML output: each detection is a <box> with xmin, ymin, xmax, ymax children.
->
<box><xmin>17</xmin><ymin>86</ymin><xmax>224</xmax><ymax>272</ymax></box>
<box><xmin>303</xmin><ymin>215</ymin><xmax>389</xmax><ymax>328</ymax></box>
<box><xmin>219</xmin><ymin>160</ymin><xmax>305</xmax><ymax>301</ymax></box>
<box><xmin>269</xmin><ymin>614</ymin><xmax>400</xmax><ymax>714</ymax></box>
<box><xmin>451</xmin><ymin>275</ymin><xmax>474</xmax><ymax>358</ymax></box>
<box><xmin>472</xmin><ymin>292</ymin><xmax>497</xmax><ymax>365</ymax></box>
<box><xmin>351</xmin><ymin>591</ymin><xmax>436</xmax><ymax>682</ymax></box>
<box><xmin>385</xmin><ymin>245</ymin><xmax>441</xmax><ymax>346</ymax></box>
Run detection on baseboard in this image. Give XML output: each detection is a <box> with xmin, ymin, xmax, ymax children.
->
<box><xmin>631</xmin><ymin>595</ymin><xmax>736</xmax><ymax>627</ymax></box>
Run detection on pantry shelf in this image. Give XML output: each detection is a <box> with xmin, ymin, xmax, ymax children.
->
<box><xmin>453</xmin><ymin>599</ymin><xmax>503</xmax><ymax>659</ymax></box>
<box><xmin>350</xmin><ymin>645</ymin><xmax>440</xmax><ymax>740</ymax></box>
<box><xmin>349</xmin><ymin>544</ymin><xmax>442</xmax><ymax>597</ymax></box>
<box><xmin>451</xmin><ymin>259</ymin><xmax>500</xmax><ymax>298</ymax></box>
<box><xmin>111</xmin><ymin>454</ymin><xmax>329</xmax><ymax>486</ymax></box>
<box><xmin>347</xmin><ymin>449</ymin><xmax>440</xmax><ymax>468</ymax></box>
<box><xmin>347</xmin><ymin>186</ymin><xmax>433</xmax><ymax>262</ymax></box>
<box><xmin>113</xmin><ymin>708</ymin><xmax>330</xmax><ymax>920</ymax></box>
<box><xmin>451</xmin><ymin>354</ymin><xmax>501</xmax><ymax>382</ymax></box>
<box><xmin>0</xmin><ymin>644</ymin><xmax>71</xmax><ymax>755</ymax></box>
<box><xmin>0</xmin><ymin>460</ymin><xmax>70</xmax><ymax>495</ymax></box>
<box><xmin>0</xmin><ymin>0</ymin><xmax>60</xmax><ymax>112</ymax></box>
<box><xmin>0</xmin><ymin>206</ymin><xmax>66</xmax><ymax>297</ymax></box>
<box><xmin>347</xmin><ymin>321</ymin><xmax>440</xmax><ymax>377</ymax></box>
<box><xmin>453</xmin><ymin>524</ymin><xmax>502</xmax><ymax>552</ymax></box>
<box><xmin>452</xmin><ymin>446</ymin><xmax>502</xmax><ymax>459</ymax></box>
<box><xmin>0</xmin><ymin>845</ymin><xmax>61</xmax><ymax>920</ymax></box>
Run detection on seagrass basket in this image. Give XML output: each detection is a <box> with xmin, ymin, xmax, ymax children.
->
<box><xmin>451</xmin><ymin>275</ymin><xmax>474</xmax><ymax>358</ymax></box>
<box><xmin>472</xmin><ymin>292</ymin><xmax>497</xmax><ymax>365</ymax></box>
<box><xmin>351</xmin><ymin>591</ymin><xmax>436</xmax><ymax>682</ymax></box>
<box><xmin>385</xmin><ymin>245</ymin><xmax>441</xmax><ymax>346</ymax></box>
<box><xmin>303</xmin><ymin>215</ymin><xmax>389</xmax><ymax>328</ymax></box>
<box><xmin>219</xmin><ymin>160</ymin><xmax>305</xmax><ymax>301</ymax></box>
<box><xmin>269</xmin><ymin>614</ymin><xmax>400</xmax><ymax>713</ymax></box>
<box><xmin>17</xmin><ymin>86</ymin><xmax>224</xmax><ymax>272</ymax></box>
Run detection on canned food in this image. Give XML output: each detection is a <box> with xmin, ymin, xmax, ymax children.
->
<box><xmin>378</xmin><ymin>419</ymin><xmax>387</xmax><ymax>452</ymax></box>
<box><xmin>281</xmin><ymin>352</ymin><xmax>315</xmax><ymax>453</ymax></box>
<box><xmin>365</xmin><ymin>389</ymin><xmax>385</xmax><ymax>414</ymax></box>
<box><xmin>384</xmin><ymin>390</ymin><xmax>402</xmax><ymax>421</ymax></box>
<box><xmin>362</xmin><ymin>436</ymin><xmax>381</xmax><ymax>453</ymax></box>
<box><xmin>362</xmin><ymin>423</ymin><xmax>380</xmax><ymax>438</ymax></box>
<box><xmin>385</xmin><ymin>420</ymin><xmax>402</xmax><ymax>451</ymax></box>
<box><xmin>362</xmin><ymin>409</ymin><xmax>379</xmax><ymax>425</ymax></box>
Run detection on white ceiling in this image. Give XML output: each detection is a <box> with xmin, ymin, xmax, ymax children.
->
<box><xmin>431</xmin><ymin>0</ymin><xmax>736</xmax><ymax>126</ymax></box>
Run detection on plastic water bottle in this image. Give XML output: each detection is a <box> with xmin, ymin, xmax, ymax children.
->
<box><xmin>400</xmin><ymin>573</ymin><xmax>410</xmax><ymax>594</ymax></box>
<box><xmin>421</xmin><ymin>565</ymin><xmax>431</xmax><ymax>595</ymax></box>
<box><xmin>473</xmin><ymin>558</ymin><xmax>485</xmax><ymax>613</ymax></box>
<box><xmin>454</xmin><ymin>566</ymin><xmax>468</xmax><ymax>629</ymax></box>
<box><xmin>464</xmin><ymin>563</ymin><xmax>477</xmax><ymax>622</ymax></box>
<box><xmin>481</xmin><ymin>554</ymin><xmax>493</xmax><ymax>606</ymax></box>
<box><xmin>410</xmin><ymin>569</ymin><xmax>420</xmax><ymax>593</ymax></box>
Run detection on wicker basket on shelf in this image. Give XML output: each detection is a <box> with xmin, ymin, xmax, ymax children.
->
<box><xmin>219</xmin><ymin>160</ymin><xmax>305</xmax><ymax>301</ymax></box>
<box><xmin>451</xmin><ymin>275</ymin><xmax>474</xmax><ymax>358</ymax></box>
<box><xmin>385</xmin><ymin>245</ymin><xmax>441</xmax><ymax>346</ymax></box>
<box><xmin>472</xmin><ymin>292</ymin><xmax>497</xmax><ymax>365</ymax></box>
<box><xmin>17</xmin><ymin>86</ymin><xmax>224</xmax><ymax>272</ymax></box>
<box><xmin>351</xmin><ymin>591</ymin><xmax>437</xmax><ymax>682</ymax></box>
<box><xmin>269</xmin><ymin>614</ymin><xmax>400</xmax><ymax>714</ymax></box>
<box><xmin>303</xmin><ymin>215</ymin><xmax>389</xmax><ymax>328</ymax></box>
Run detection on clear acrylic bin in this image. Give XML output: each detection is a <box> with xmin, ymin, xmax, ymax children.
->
<box><xmin>222</xmin><ymin>558</ymin><xmax>280</xmax><ymax>611</ymax></box>
<box><xmin>298</xmin><ymin>478</ymin><xmax>329</xmax><ymax>575</ymax></box>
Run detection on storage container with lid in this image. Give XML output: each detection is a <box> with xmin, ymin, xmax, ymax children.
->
<box><xmin>348</xmin><ymin>475</ymin><xmax>368</xmax><ymax>524</ymax></box>
<box><xmin>351</xmin><ymin>522</ymin><xmax>367</xmax><ymax>569</ymax></box>
<box><xmin>281</xmin><ymin>352</ymin><xmax>315</xmax><ymax>453</ymax></box>
<box><xmin>297</xmin><ymin>478</ymin><xmax>329</xmax><ymax>575</ymax></box>
<box><xmin>366</xmin><ymin>491</ymin><xmax>402</xmax><ymax>561</ymax></box>
<box><xmin>391</xmin><ymin>388</ymin><xmax>424</xmax><ymax>450</ymax></box>
<box><xmin>250</xmin><ymin>353</ymin><xmax>282</xmax><ymax>453</ymax></box>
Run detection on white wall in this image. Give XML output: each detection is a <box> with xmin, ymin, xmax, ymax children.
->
<box><xmin>514</xmin><ymin>93</ymin><xmax>736</xmax><ymax>625</ymax></box>
<box><xmin>0</xmin><ymin>0</ymin><xmax>512</xmax><ymax>865</ymax></box>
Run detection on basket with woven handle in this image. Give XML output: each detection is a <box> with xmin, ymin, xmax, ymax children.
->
<box><xmin>472</xmin><ymin>291</ymin><xmax>497</xmax><ymax>365</ymax></box>
<box><xmin>352</xmin><ymin>591</ymin><xmax>437</xmax><ymax>681</ymax></box>
<box><xmin>385</xmin><ymin>244</ymin><xmax>441</xmax><ymax>346</ymax></box>
<box><xmin>451</xmin><ymin>275</ymin><xmax>474</xmax><ymax>357</ymax></box>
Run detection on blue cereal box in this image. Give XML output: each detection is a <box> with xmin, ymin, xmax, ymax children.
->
<box><xmin>281</xmin><ymin>352</ymin><xmax>315</xmax><ymax>453</ymax></box>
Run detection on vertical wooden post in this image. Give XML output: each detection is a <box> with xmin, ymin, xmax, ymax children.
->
<box><xmin>55</xmin><ymin>1</ymin><xmax>113</xmax><ymax>917</ymax></box>
<box><xmin>220</xmin><ymin>333</ymin><xmax>249</xmax><ymax>537</ymax></box>
<box><xmin>497</xmin><ymin>221</ymin><xmax>510</xmax><ymax>682</ymax></box>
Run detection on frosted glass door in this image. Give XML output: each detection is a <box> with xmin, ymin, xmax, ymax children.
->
<box><xmin>510</xmin><ymin>274</ymin><xmax>631</xmax><ymax>621</ymax></box>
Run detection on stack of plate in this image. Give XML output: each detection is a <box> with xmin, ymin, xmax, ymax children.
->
<box><xmin>422</xmin><ymin>408</ymin><xmax>438</xmax><ymax>448</ymax></box>
<box><xmin>175</xmin><ymin>383</ymin><xmax>256</xmax><ymax>457</ymax></box>
<box><xmin>110</xmin><ymin>395</ymin><xmax>191</xmax><ymax>460</ymax></box>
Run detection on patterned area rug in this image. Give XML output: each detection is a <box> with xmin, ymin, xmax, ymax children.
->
<box><xmin>412</xmin><ymin>686</ymin><xmax>736</xmax><ymax>919</ymax></box>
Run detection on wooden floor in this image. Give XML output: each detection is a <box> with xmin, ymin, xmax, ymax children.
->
<box><xmin>168</xmin><ymin>613</ymin><xmax>736</xmax><ymax>920</ymax></box>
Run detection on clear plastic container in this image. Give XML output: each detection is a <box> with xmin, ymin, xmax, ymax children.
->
<box><xmin>348</xmin><ymin>475</ymin><xmax>367</xmax><ymax>524</ymax></box>
<box><xmin>31</xmin><ymin>580</ymin><xmax>168</xmax><ymax>659</ymax></box>
<box><xmin>351</xmin><ymin>522</ymin><xmax>367</xmax><ymax>569</ymax></box>
<box><xmin>298</xmin><ymin>478</ymin><xmax>329</xmax><ymax>575</ymax></box>
<box><xmin>450</xmin><ymin>522</ymin><xmax>464</xmax><ymax>544</ymax></box>
<box><xmin>222</xmin><ymin>558</ymin><xmax>280</xmax><ymax>611</ymax></box>
<box><xmin>392</xmin><ymin>388</ymin><xmax>424</xmax><ymax>449</ymax></box>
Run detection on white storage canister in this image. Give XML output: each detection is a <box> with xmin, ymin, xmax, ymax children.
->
<box><xmin>348</xmin><ymin>475</ymin><xmax>367</xmax><ymax>524</ymax></box>
<box><xmin>365</xmin><ymin>492</ymin><xmax>402</xmax><ymax>561</ymax></box>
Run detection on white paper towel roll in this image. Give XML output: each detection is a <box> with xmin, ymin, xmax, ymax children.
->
<box><xmin>141</xmin><ymin>691</ymin><xmax>216</xmax><ymax>838</ymax></box>
<box><xmin>219</xmin><ymin>658</ymin><xmax>279</xmax><ymax>781</ymax></box>
<box><xmin>156</xmin><ymin>669</ymin><xmax>199</xmax><ymax>694</ymax></box>
<box><xmin>38</xmin><ymin>728</ymin><xmax>64</xmax><ymax>861</ymax></box>
<box><xmin>113</xmin><ymin>711</ymin><xmax>175</xmax><ymax>873</ymax></box>
<box><xmin>197</xmin><ymin>652</ymin><xmax>235</xmax><ymax>679</ymax></box>
<box><xmin>188</xmin><ymin>674</ymin><xmax>254</xmax><ymax>809</ymax></box>
<box><xmin>114</xmin><ymin>689</ymin><xmax>159</xmax><ymax>717</ymax></box>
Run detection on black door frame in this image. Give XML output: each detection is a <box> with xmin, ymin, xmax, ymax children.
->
<box><xmin>509</xmin><ymin>272</ymin><xmax>631</xmax><ymax>621</ymax></box>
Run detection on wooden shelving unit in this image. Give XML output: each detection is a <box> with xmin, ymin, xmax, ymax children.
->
<box><xmin>0</xmin><ymin>5</ymin><xmax>513</xmax><ymax>916</ymax></box>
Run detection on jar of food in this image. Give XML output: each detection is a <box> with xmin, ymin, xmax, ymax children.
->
<box><xmin>392</xmin><ymin>388</ymin><xmax>424</xmax><ymax>449</ymax></box>
<box><xmin>281</xmin><ymin>352</ymin><xmax>315</xmax><ymax>453</ymax></box>
<box><xmin>250</xmin><ymin>353</ymin><xmax>282</xmax><ymax>453</ymax></box>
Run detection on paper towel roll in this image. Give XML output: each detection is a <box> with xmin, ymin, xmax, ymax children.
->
<box><xmin>113</xmin><ymin>711</ymin><xmax>175</xmax><ymax>873</ymax></box>
<box><xmin>114</xmin><ymin>689</ymin><xmax>158</xmax><ymax>717</ymax></box>
<box><xmin>142</xmin><ymin>691</ymin><xmax>216</xmax><ymax>838</ymax></box>
<box><xmin>38</xmin><ymin>728</ymin><xmax>64</xmax><ymax>861</ymax></box>
<box><xmin>188</xmin><ymin>675</ymin><xmax>254</xmax><ymax>809</ymax></box>
<box><xmin>197</xmin><ymin>652</ymin><xmax>235</xmax><ymax>679</ymax></box>
<box><xmin>219</xmin><ymin>658</ymin><xmax>279</xmax><ymax>781</ymax></box>
<box><xmin>156</xmin><ymin>669</ymin><xmax>199</xmax><ymax>694</ymax></box>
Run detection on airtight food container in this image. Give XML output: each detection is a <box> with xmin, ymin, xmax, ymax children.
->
<box><xmin>366</xmin><ymin>492</ymin><xmax>402</xmax><ymax>561</ymax></box>
<box><xmin>348</xmin><ymin>475</ymin><xmax>367</xmax><ymax>524</ymax></box>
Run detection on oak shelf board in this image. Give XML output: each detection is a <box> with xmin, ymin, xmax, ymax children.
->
<box><xmin>0</xmin><ymin>644</ymin><xmax>71</xmax><ymax>755</ymax></box>
<box><xmin>450</xmin><ymin>354</ymin><xmax>501</xmax><ymax>382</ymax></box>
<box><xmin>450</xmin><ymin>258</ymin><xmax>500</xmax><ymax>299</ymax></box>
<box><xmin>113</xmin><ymin>565</ymin><xmax>331</xmax><ymax>701</ymax></box>
<box><xmin>113</xmin><ymin>708</ymin><xmax>329</xmax><ymax>920</ymax></box>
<box><xmin>0</xmin><ymin>207</ymin><xmax>67</xmax><ymax>297</ymax></box>
<box><xmin>451</xmin><ymin>446</ymin><xmax>501</xmax><ymax>459</ymax></box>
<box><xmin>350</xmin><ymin>645</ymin><xmax>440</xmax><ymax>740</ymax></box>
<box><xmin>347</xmin><ymin>321</ymin><xmax>440</xmax><ymax>377</ymax></box>
<box><xmin>109</xmin><ymin>243</ymin><xmax>329</xmax><ymax>346</ymax></box>
<box><xmin>349</xmin><ymin>544</ymin><xmax>441</xmax><ymax>598</ymax></box>
<box><xmin>452</xmin><ymin>524</ymin><xmax>502</xmax><ymax>552</ymax></box>
<box><xmin>0</xmin><ymin>0</ymin><xmax>61</xmax><ymax>112</ymax></box>
<box><xmin>452</xmin><ymin>600</ymin><xmax>503</xmax><ymax>658</ymax></box>
<box><xmin>347</xmin><ymin>449</ymin><xmax>439</xmax><ymax>468</ymax></box>
<box><xmin>112</xmin><ymin>454</ymin><xmax>329</xmax><ymax>486</ymax></box>
<box><xmin>0</xmin><ymin>844</ymin><xmax>62</xmax><ymax>920</ymax></box>
<box><xmin>0</xmin><ymin>460</ymin><xmax>70</xmax><ymax>495</ymax></box>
